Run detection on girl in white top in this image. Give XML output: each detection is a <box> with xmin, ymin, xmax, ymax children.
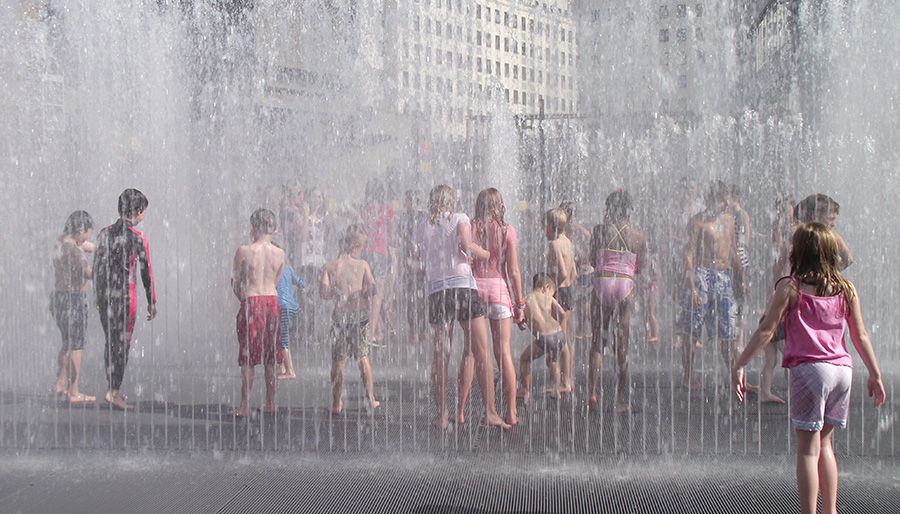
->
<box><xmin>414</xmin><ymin>185</ymin><xmax>509</xmax><ymax>430</ymax></box>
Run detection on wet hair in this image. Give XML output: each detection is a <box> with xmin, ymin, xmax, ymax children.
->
<box><xmin>532</xmin><ymin>272</ymin><xmax>557</xmax><ymax>291</ymax></box>
<box><xmin>340</xmin><ymin>225</ymin><xmax>368</xmax><ymax>254</ymax></box>
<box><xmin>63</xmin><ymin>210</ymin><xmax>93</xmax><ymax>235</ymax></box>
<box><xmin>250</xmin><ymin>208</ymin><xmax>278</xmax><ymax>235</ymax></box>
<box><xmin>473</xmin><ymin>188</ymin><xmax>507</xmax><ymax>242</ymax></box>
<box><xmin>794</xmin><ymin>194</ymin><xmax>840</xmax><ymax>223</ymax></box>
<box><xmin>427</xmin><ymin>185</ymin><xmax>456</xmax><ymax>224</ymax></box>
<box><xmin>705</xmin><ymin>180</ymin><xmax>729</xmax><ymax>207</ymax></box>
<box><xmin>543</xmin><ymin>208</ymin><xmax>568</xmax><ymax>239</ymax></box>
<box><xmin>789</xmin><ymin>222</ymin><xmax>854</xmax><ymax>308</ymax></box>
<box><xmin>559</xmin><ymin>200</ymin><xmax>576</xmax><ymax>221</ymax></box>
<box><xmin>728</xmin><ymin>184</ymin><xmax>742</xmax><ymax>200</ymax></box>
<box><xmin>604</xmin><ymin>189</ymin><xmax>632</xmax><ymax>224</ymax></box>
<box><xmin>118</xmin><ymin>188</ymin><xmax>149</xmax><ymax>218</ymax></box>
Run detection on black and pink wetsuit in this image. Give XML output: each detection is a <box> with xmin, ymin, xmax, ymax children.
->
<box><xmin>93</xmin><ymin>218</ymin><xmax>156</xmax><ymax>391</ymax></box>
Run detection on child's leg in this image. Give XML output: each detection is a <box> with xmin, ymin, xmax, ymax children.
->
<box><xmin>263</xmin><ymin>364</ymin><xmax>276</xmax><ymax>413</ymax></box>
<box><xmin>431</xmin><ymin>323</ymin><xmax>451</xmax><ymax>429</ymax></box>
<box><xmin>647</xmin><ymin>286</ymin><xmax>659</xmax><ymax>342</ymax></box>
<box><xmin>560</xmin><ymin>310</ymin><xmax>573</xmax><ymax>391</ymax></box>
<box><xmin>358</xmin><ymin>355</ymin><xmax>380</xmax><ymax>410</ymax></box>
<box><xmin>280</xmin><ymin>349</ymin><xmax>296</xmax><ymax>378</ymax></box>
<box><xmin>588</xmin><ymin>299</ymin><xmax>611</xmax><ymax>407</ymax></box>
<box><xmin>547</xmin><ymin>355</ymin><xmax>560</xmax><ymax>398</ymax></box>
<box><xmin>235</xmin><ymin>365</ymin><xmax>254</xmax><ymax>417</ymax></box>
<box><xmin>818</xmin><ymin>424</ymin><xmax>838</xmax><ymax>514</ymax></box>
<box><xmin>679</xmin><ymin>333</ymin><xmax>702</xmax><ymax>389</ymax></box>
<box><xmin>795</xmin><ymin>428</ymin><xmax>822</xmax><ymax>514</ymax></box>
<box><xmin>54</xmin><ymin>348</ymin><xmax>68</xmax><ymax>394</ymax></box>
<box><xmin>490</xmin><ymin>318</ymin><xmax>517</xmax><ymax>425</ymax></box>
<box><xmin>67</xmin><ymin>349</ymin><xmax>87</xmax><ymax>400</ymax></box>
<box><xmin>331</xmin><ymin>359</ymin><xmax>347</xmax><ymax>414</ymax></box>
<box><xmin>457</xmin><ymin>331</ymin><xmax>474</xmax><ymax>425</ymax></box>
<box><xmin>615</xmin><ymin>300</ymin><xmax>633</xmax><ymax>412</ymax></box>
<box><xmin>517</xmin><ymin>342</ymin><xmax>544</xmax><ymax>398</ymax></box>
<box><xmin>460</xmin><ymin>317</ymin><xmax>507</xmax><ymax>428</ymax></box>
<box><xmin>760</xmin><ymin>344</ymin><xmax>785</xmax><ymax>403</ymax></box>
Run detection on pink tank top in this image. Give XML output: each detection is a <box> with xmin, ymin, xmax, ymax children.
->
<box><xmin>782</xmin><ymin>278</ymin><xmax>852</xmax><ymax>368</ymax></box>
<box><xmin>472</xmin><ymin>220</ymin><xmax>516</xmax><ymax>309</ymax></box>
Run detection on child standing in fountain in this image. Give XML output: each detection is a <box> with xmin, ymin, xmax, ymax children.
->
<box><xmin>733</xmin><ymin>222</ymin><xmax>885</xmax><ymax>514</ymax></box>
<box><xmin>51</xmin><ymin>210</ymin><xmax>95</xmax><ymax>403</ymax></box>
<box><xmin>93</xmin><ymin>189</ymin><xmax>157</xmax><ymax>410</ymax></box>
<box><xmin>319</xmin><ymin>226</ymin><xmax>379</xmax><ymax>414</ymax></box>
<box><xmin>414</xmin><ymin>185</ymin><xmax>509</xmax><ymax>430</ymax></box>
<box><xmin>516</xmin><ymin>273</ymin><xmax>567</xmax><ymax>399</ymax></box>
<box><xmin>231</xmin><ymin>209</ymin><xmax>284</xmax><ymax>417</ymax></box>
<box><xmin>544</xmin><ymin>207</ymin><xmax>577</xmax><ymax>393</ymax></box>
<box><xmin>276</xmin><ymin>260</ymin><xmax>304</xmax><ymax>380</ymax></box>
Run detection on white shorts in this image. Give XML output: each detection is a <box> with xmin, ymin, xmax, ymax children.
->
<box><xmin>485</xmin><ymin>303</ymin><xmax>512</xmax><ymax>321</ymax></box>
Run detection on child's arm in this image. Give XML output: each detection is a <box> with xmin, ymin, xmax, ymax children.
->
<box><xmin>846</xmin><ymin>284</ymin><xmax>886</xmax><ymax>407</ymax></box>
<box><xmin>459</xmin><ymin>221</ymin><xmax>489</xmax><ymax>260</ymax></box>
<box><xmin>732</xmin><ymin>278</ymin><xmax>793</xmax><ymax>401</ymax></box>
<box><xmin>550</xmin><ymin>298</ymin><xmax>566</xmax><ymax>323</ymax></box>
<box><xmin>549</xmin><ymin>240</ymin><xmax>570</xmax><ymax>284</ymax></box>
<box><xmin>361</xmin><ymin>262</ymin><xmax>377</xmax><ymax>299</ymax></box>
<box><xmin>231</xmin><ymin>246</ymin><xmax>248</xmax><ymax>301</ymax></box>
<box><xmin>683</xmin><ymin>217</ymin><xmax>699</xmax><ymax>303</ymax></box>
<box><xmin>318</xmin><ymin>264</ymin><xmax>331</xmax><ymax>300</ymax></box>
<box><xmin>504</xmin><ymin>234</ymin><xmax>525</xmax><ymax>323</ymax></box>
<box><xmin>833</xmin><ymin>230</ymin><xmax>855</xmax><ymax>270</ymax></box>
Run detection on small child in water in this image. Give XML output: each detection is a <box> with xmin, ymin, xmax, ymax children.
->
<box><xmin>319</xmin><ymin>226</ymin><xmax>380</xmax><ymax>414</ymax></box>
<box><xmin>733</xmin><ymin>222</ymin><xmax>885</xmax><ymax>514</ymax></box>
<box><xmin>517</xmin><ymin>273</ymin><xmax>567</xmax><ymax>399</ymax></box>
<box><xmin>275</xmin><ymin>261</ymin><xmax>305</xmax><ymax>380</ymax></box>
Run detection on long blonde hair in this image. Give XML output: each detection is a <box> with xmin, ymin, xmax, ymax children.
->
<box><xmin>473</xmin><ymin>187</ymin><xmax>507</xmax><ymax>243</ymax></box>
<box><xmin>790</xmin><ymin>222</ymin><xmax>854</xmax><ymax>309</ymax></box>
<box><xmin>428</xmin><ymin>185</ymin><xmax>455</xmax><ymax>224</ymax></box>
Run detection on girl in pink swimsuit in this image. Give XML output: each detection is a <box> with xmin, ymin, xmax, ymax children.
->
<box><xmin>471</xmin><ymin>188</ymin><xmax>524</xmax><ymax>426</ymax></box>
<box><xmin>733</xmin><ymin>222</ymin><xmax>885</xmax><ymax>514</ymax></box>
<box><xmin>588</xmin><ymin>190</ymin><xmax>646</xmax><ymax>413</ymax></box>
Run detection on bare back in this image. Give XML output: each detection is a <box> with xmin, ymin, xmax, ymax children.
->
<box><xmin>233</xmin><ymin>239</ymin><xmax>284</xmax><ymax>300</ymax></box>
<box><xmin>320</xmin><ymin>255</ymin><xmax>376</xmax><ymax>313</ymax></box>
<box><xmin>523</xmin><ymin>291</ymin><xmax>564</xmax><ymax>337</ymax></box>
<box><xmin>547</xmin><ymin>235</ymin><xmax>577</xmax><ymax>288</ymax></box>
<box><xmin>54</xmin><ymin>237</ymin><xmax>91</xmax><ymax>292</ymax></box>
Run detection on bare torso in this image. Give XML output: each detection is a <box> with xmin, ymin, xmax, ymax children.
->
<box><xmin>690</xmin><ymin>211</ymin><xmax>736</xmax><ymax>272</ymax></box>
<box><xmin>523</xmin><ymin>291</ymin><xmax>563</xmax><ymax>337</ymax></box>
<box><xmin>54</xmin><ymin>237</ymin><xmax>91</xmax><ymax>292</ymax></box>
<box><xmin>320</xmin><ymin>255</ymin><xmax>375</xmax><ymax>313</ymax></box>
<box><xmin>233</xmin><ymin>239</ymin><xmax>285</xmax><ymax>300</ymax></box>
<box><xmin>548</xmin><ymin>235</ymin><xmax>577</xmax><ymax>288</ymax></box>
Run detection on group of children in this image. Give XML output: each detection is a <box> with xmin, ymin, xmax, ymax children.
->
<box><xmin>51</xmin><ymin>184</ymin><xmax>886</xmax><ymax>514</ymax></box>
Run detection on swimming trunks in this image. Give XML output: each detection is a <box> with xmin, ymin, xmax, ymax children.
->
<box><xmin>556</xmin><ymin>286</ymin><xmax>574</xmax><ymax>312</ymax></box>
<box><xmin>534</xmin><ymin>331</ymin><xmax>566</xmax><ymax>357</ymax></box>
<box><xmin>790</xmin><ymin>361</ymin><xmax>851</xmax><ymax>431</ymax></box>
<box><xmin>427</xmin><ymin>287</ymin><xmax>484</xmax><ymax>325</ymax></box>
<box><xmin>593</xmin><ymin>224</ymin><xmax>638</xmax><ymax>307</ymax></box>
<box><xmin>237</xmin><ymin>296</ymin><xmax>281</xmax><ymax>366</ymax></box>
<box><xmin>50</xmin><ymin>291</ymin><xmax>88</xmax><ymax>352</ymax></box>
<box><xmin>280</xmin><ymin>306</ymin><xmax>298</xmax><ymax>350</ymax></box>
<box><xmin>331</xmin><ymin>310</ymin><xmax>371</xmax><ymax>361</ymax></box>
<box><xmin>675</xmin><ymin>266</ymin><xmax>737</xmax><ymax>340</ymax></box>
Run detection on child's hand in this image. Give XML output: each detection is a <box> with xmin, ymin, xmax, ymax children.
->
<box><xmin>516</xmin><ymin>321</ymin><xmax>527</xmax><ymax>331</ymax></box>
<box><xmin>732</xmin><ymin>366</ymin><xmax>745</xmax><ymax>402</ymax></box>
<box><xmin>868</xmin><ymin>375</ymin><xmax>887</xmax><ymax>408</ymax></box>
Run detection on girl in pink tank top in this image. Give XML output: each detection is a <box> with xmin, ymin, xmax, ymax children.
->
<box><xmin>470</xmin><ymin>188</ymin><xmax>523</xmax><ymax>426</ymax></box>
<box><xmin>732</xmin><ymin>222</ymin><xmax>885</xmax><ymax>514</ymax></box>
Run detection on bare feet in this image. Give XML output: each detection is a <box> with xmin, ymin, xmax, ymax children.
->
<box><xmin>647</xmin><ymin>337</ymin><xmax>659</xmax><ymax>344</ymax></box>
<box><xmin>51</xmin><ymin>385</ymin><xmax>67</xmax><ymax>395</ymax></box>
<box><xmin>615</xmin><ymin>402</ymin><xmax>630</xmax><ymax>414</ymax></box>
<box><xmin>104</xmin><ymin>391</ymin><xmax>133</xmax><ymax>411</ymax></box>
<box><xmin>743</xmin><ymin>383</ymin><xmax>760</xmax><ymax>393</ymax></box>
<box><xmin>433</xmin><ymin>414</ymin><xmax>450</xmax><ymax>430</ymax></box>
<box><xmin>455</xmin><ymin>409</ymin><xmax>466</xmax><ymax>425</ymax></box>
<box><xmin>505</xmin><ymin>413</ymin><xmax>518</xmax><ymax>426</ymax></box>
<box><xmin>682</xmin><ymin>377</ymin><xmax>703</xmax><ymax>390</ymax></box>
<box><xmin>588</xmin><ymin>395</ymin><xmax>599</xmax><ymax>411</ymax></box>
<box><xmin>227</xmin><ymin>408</ymin><xmax>248</xmax><ymax>418</ymax></box>
<box><xmin>68</xmin><ymin>393</ymin><xmax>96</xmax><ymax>403</ymax></box>
<box><xmin>516</xmin><ymin>389</ymin><xmax>530</xmax><ymax>400</ymax></box>
<box><xmin>367</xmin><ymin>399</ymin><xmax>381</xmax><ymax>411</ymax></box>
<box><xmin>760</xmin><ymin>392</ymin><xmax>785</xmax><ymax>404</ymax></box>
<box><xmin>545</xmin><ymin>385</ymin><xmax>573</xmax><ymax>395</ymax></box>
<box><xmin>277</xmin><ymin>374</ymin><xmax>296</xmax><ymax>380</ymax></box>
<box><xmin>485</xmin><ymin>413</ymin><xmax>512</xmax><ymax>430</ymax></box>
<box><xmin>331</xmin><ymin>399</ymin><xmax>343</xmax><ymax>415</ymax></box>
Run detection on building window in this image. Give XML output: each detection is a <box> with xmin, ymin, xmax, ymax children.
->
<box><xmin>661</xmin><ymin>51</ymin><xmax>669</xmax><ymax>65</ymax></box>
<box><xmin>522</xmin><ymin>66</ymin><xmax>527</xmax><ymax>81</ymax></box>
<box><xmin>546</xmin><ymin>47</ymin><xmax>550</xmax><ymax>60</ymax></box>
<box><xmin>695</xmin><ymin>4</ymin><xmax>703</xmax><ymax>17</ymax></box>
<box><xmin>522</xmin><ymin>92</ymin><xmax>526</xmax><ymax>104</ymax></box>
<box><xmin>560</xmin><ymin>27</ymin><xmax>565</xmax><ymax>41</ymax></box>
<box><xmin>403</xmin><ymin>71</ymin><xmax>409</xmax><ymax>88</ymax></box>
<box><xmin>529</xmin><ymin>18</ymin><xmax>534</xmax><ymax>32</ymax></box>
<box><xmin>476</xmin><ymin>31</ymin><xmax>482</xmax><ymax>45</ymax></box>
<box><xmin>504</xmin><ymin>11</ymin><xmax>509</xmax><ymax>25</ymax></box>
<box><xmin>477</xmin><ymin>57</ymin><xmax>483</xmax><ymax>72</ymax></box>
<box><xmin>521</xmin><ymin>16</ymin><xmax>526</xmax><ymax>30</ymax></box>
<box><xmin>436</xmin><ymin>50</ymin><xmax>442</xmax><ymax>64</ymax></box>
<box><xmin>513</xmin><ymin>65</ymin><xmax>518</xmax><ymax>79</ymax></box>
<box><xmin>447</xmin><ymin>51</ymin><xmax>453</xmax><ymax>66</ymax></box>
<box><xmin>676</xmin><ymin>4</ymin><xmax>686</xmax><ymax>17</ymax></box>
<box><xmin>679</xmin><ymin>51</ymin><xmax>687</xmax><ymax>64</ymax></box>
<box><xmin>496</xmin><ymin>35</ymin><xmax>500</xmax><ymax>48</ymax></box>
<box><xmin>513</xmin><ymin>90</ymin><xmax>519</xmax><ymax>104</ymax></box>
<box><xmin>678</xmin><ymin>74</ymin><xmax>687</xmax><ymax>88</ymax></box>
<box><xmin>414</xmin><ymin>16</ymin><xmax>420</xmax><ymax>31</ymax></box>
<box><xmin>695</xmin><ymin>27</ymin><xmax>703</xmax><ymax>40</ymax></box>
<box><xmin>504</xmin><ymin>88</ymin><xmax>509</xmax><ymax>102</ymax></box>
<box><xmin>495</xmin><ymin>61</ymin><xmax>500</xmax><ymax>75</ymax></box>
<box><xmin>522</xmin><ymin>42</ymin><xmax>526</xmax><ymax>54</ymax></box>
<box><xmin>697</xmin><ymin>50</ymin><xmax>705</xmax><ymax>63</ymax></box>
<box><xmin>677</xmin><ymin>28</ymin><xmax>686</xmax><ymax>41</ymax></box>
<box><xmin>513</xmin><ymin>40</ymin><xmax>518</xmax><ymax>54</ymax></box>
<box><xmin>659</xmin><ymin>28</ymin><xmax>669</xmax><ymax>42</ymax></box>
<box><xmin>504</xmin><ymin>37</ymin><xmax>509</xmax><ymax>51</ymax></box>
<box><xmin>446</xmin><ymin>23</ymin><xmax>452</xmax><ymax>38</ymax></box>
<box><xmin>476</xmin><ymin>4</ymin><xmax>481</xmax><ymax>19</ymax></box>
<box><xmin>530</xmin><ymin>68</ymin><xmax>535</xmax><ymax>81</ymax></box>
<box><xmin>436</xmin><ymin>23</ymin><xmax>442</xmax><ymax>36</ymax></box>
<box><xmin>568</xmin><ymin>30</ymin><xmax>573</xmax><ymax>42</ymax></box>
<box><xmin>495</xmin><ymin>9</ymin><xmax>500</xmax><ymax>23</ymax></box>
<box><xmin>561</xmin><ymin>51</ymin><xmax>566</xmax><ymax>64</ymax></box>
<box><xmin>568</xmin><ymin>53</ymin><xmax>573</xmax><ymax>65</ymax></box>
<box><xmin>486</xmin><ymin>60</ymin><xmax>492</xmax><ymax>73</ymax></box>
<box><xmin>504</xmin><ymin>63</ymin><xmax>509</xmax><ymax>77</ymax></box>
<box><xmin>425</xmin><ymin>17</ymin><xmax>431</xmax><ymax>33</ymax></box>
<box><xmin>485</xmin><ymin>8</ymin><xmax>490</xmax><ymax>21</ymax></box>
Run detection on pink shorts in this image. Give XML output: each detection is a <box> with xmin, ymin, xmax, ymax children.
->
<box><xmin>789</xmin><ymin>361</ymin><xmax>852</xmax><ymax>431</ymax></box>
<box><xmin>237</xmin><ymin>296</ymin><xmax>281</xmax><ymax>367</ymax></box>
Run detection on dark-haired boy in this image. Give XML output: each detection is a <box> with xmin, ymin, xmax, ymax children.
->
<box><xmin>231</xmin><ymin>209</ymin><xmax>285</xmax><ymax>417</ymax></box>
<box><xmin>516</xmin><ymin>273</ymin><xmax>567</xmax><ymax>399</ymax></box>
<box><xmin>94</xmin><ymin>188</ymin><xmax>157</xmax><ymax>410</ymax></box>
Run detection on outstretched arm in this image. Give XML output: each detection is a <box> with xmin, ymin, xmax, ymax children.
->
<box><xmin>846</xmin><ymin>285</ymin><xmax>886</xmax><ymax>407</ymax></box>
<box><xmin>318</xmin><ymin>264</ymin><xmax>332</xmax><ymax>300</ymax></box>
<box><xmin>732</xmin><ymin>279</ymin><xmax>793</xmax><ymax>401</ymax></box>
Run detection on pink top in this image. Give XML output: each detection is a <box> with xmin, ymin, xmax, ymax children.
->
<box><xmin>415</xmin><ymin>212</ymin><xmax>477</xmax><ymax>293</ymax></box>
<box><xmin>782</xmin><ymin>278</ymin><xmax>852</xmax><ymax>368</ymax></box>
<box><xmin>471</xmin><ymin>220</ymin><xmax>516</xmax><ymax>309</ymax></box>
<box><xmin>596</xmin><ymin>223</ymin><xmax>637</xmax><ymax>277</ymax></box>
<box><xmin>360</xmin><ymin>204</ymin><xmax>394</xmax><ymax>256</ymax></box>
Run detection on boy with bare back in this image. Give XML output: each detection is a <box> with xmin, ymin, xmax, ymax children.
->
<box><xmin>544</xmin><ymin>208</ymin><xmax>577</xmax><ymax>393</ymax></box>
<box><xmin>517</xmin><ymin>273</ymin><xmax>567</xmax><ymax>399</ymax></box>
<box><xmin>231</xmin><ymin>209</ymin><xmax>284</xmax><ymax>417</ymax></box>
<box><xmin>319</xmin><ymin>226</ymin><xmax>380</xmax><ymax>414</ymax></box>
<box><xmin>675</xmin><ymin>181</ymin><xmax>745</xmax><ymax>389</ymax></box>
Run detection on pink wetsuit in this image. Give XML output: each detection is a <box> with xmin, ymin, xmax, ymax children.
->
<box><xmin>782</xmin><ymin>277</ymin><xmax>851</xmax><ymax>369</ymax></box>
<box><xmin>471</xmin><ymin>220</ymin><xmax>516</xmax><ymax>312</ymax></box>
<box><xmin>593</xmin><ymin>224</ymin><xmax>637</xmax><ymax>307</ymax></box>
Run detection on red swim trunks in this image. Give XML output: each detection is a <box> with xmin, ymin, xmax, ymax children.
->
<box><xmin>236</xmin><ymin>296</ymin><xmax>281</xmax><ymax>366</ymax></box>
